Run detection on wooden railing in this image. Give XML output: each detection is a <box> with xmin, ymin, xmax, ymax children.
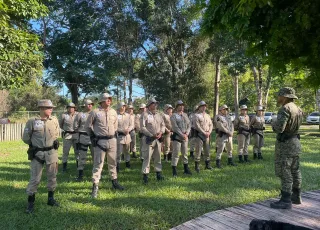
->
<box><xmin>0</xmin><ymin>123</ymin><xmax>26</xmax><ymax>141</ymax></box>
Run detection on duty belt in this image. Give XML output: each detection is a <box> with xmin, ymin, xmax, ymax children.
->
<box><xmin>34</xmin><ymin>146</ymin><xmax>55</xmax><ymax>164</ymax></box>
<box><xmin>95</xmin><ymin>135</ymin><xmax>116</xmax><ymax>152</ymax></box>
<box><xmin>65</xmin><ymin>131</ymin><xmax>77</xmax><ymax>134</ymax></box>
<box><xmin>79</xmin><ymin>132</ymin><xmax>88</xmax><ymax>136</ymax></box>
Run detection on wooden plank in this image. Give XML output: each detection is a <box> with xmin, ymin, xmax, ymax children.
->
<box><xmin>0</xmin><ymin>125</ymin><xmax>3</xmax><ymax>141</ymax></box>
<box><xmin>204</xmin><ymin>212</ymin><xmax>249</xmax><ymax>230</ymax></box>
<box><xmin>188</xmin><ymin>219</ymin><xmax>215</xmax><ymax>230</ymax></box>
<box><xmin>193</xmin><ymin>215</ymin><xmax>236</xmax><ymax>230</ymax></box>
<box><xmin>215</xmin><ymin>209</ymin><xmax>254</xmax><ymax>225</ymax></box>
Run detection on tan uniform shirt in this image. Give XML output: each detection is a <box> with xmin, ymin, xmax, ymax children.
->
<box><xmin>85</xmin><ymin>108</ymin><xmax>118</xmax><ymax>137</ymax></box>
<box><xmin>135</xmin><ymin>114</ymin><xmax>141</xmax><ymax>132</ymax></box>
<box><xmin>170</xmin><ymin>112</ymin><xmax>191</xmax><ymax>141</ymax></box>
<box><xmin>74</xmin><ymin>111</ymin><xmax>91</xmax><ymax>133</ymax></box>
<box><xmin>22</xmin><ymin>115</ymin><xmax>60</xmax><ymax>163</ymax></box>
<box><xmin>140</xmin><ymin>110</ymin><xmax>165</xmax><ymax>137</ymax></box>
<box><xmin>193</xmin><ymin>112</ymin><xmax>213</xmax><ymax>135</ymax></box>
<box><xmin>216</xmin><ymin>113</ymin><xmax>234</xmax><ymax>135</ymax></box>
<box><xmin>162</xmin><ymin>113</ymin><xmax>172</xmax><ymax>134</ymax></box>
<box><xmin>250</xmin><ymin>115</ymin><xmax>265</xmax><ymax>135</ymax></box>
<box><xmin>59</xmin><ymin>112</ymin><xmax>78</xmax><ymax>139</ymax></box>
<box><xmin>234</xmin><ymin>115</ymin><xmax>250</xmax><ymax>131</ymax></box>
<box><xmin>117</xmin><ymin>112</ymin><xmax>133</xmax><ymax>144</ymax></box>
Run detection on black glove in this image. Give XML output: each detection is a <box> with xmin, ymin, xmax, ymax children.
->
<box><xmin>53</xmin><ymin>140</ymin><xmax>60</xmax><ymax>150</ymax></box>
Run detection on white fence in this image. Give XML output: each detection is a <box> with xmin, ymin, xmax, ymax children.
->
<box><xmin>0</xmin><ymin>123</ymin><xmax>26</xmax><ymax>141</ymax></box>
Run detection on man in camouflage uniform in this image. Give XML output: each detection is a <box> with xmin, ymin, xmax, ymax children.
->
<box><xmin>250</xmin><ymin>105</ymin><xmax>265</xmax><ymax>160</ymax></box>
<box><xmin>270</xmin><ymin>87</ymin><xmax>303</xmax><ymax>209</ymax></box>
<box><xmin>170</xmin><ymin>100</ymin><xmax>192</xmax><ymax>177</ymax></box>
<box><xmin>59</xmin><ymin>102</ymin><xmax>79</xmax><ymax>172</ymax></box>
<box><xmin>140</xmin><ymin>98</ymin><xmax>165</xmax><ymax>184</ymax></box>
<box><xmin>215</xmin><ymin>104</ymin><xmax>236</xmax><ymax>168</ymax></box>
<box><xmin>116</xmin><ymin>102</ymin><xmax>134</xmax><ymax>171</ymax></box>
<box><xmin>85</xmin><ymin>93</ymin><xmax>124</xmax><ymax>198</ymax></box>
<box><xmin>23</xmin><ymin>100</ymin><xmax>60</xmax><ymax>213</ymax></box>
<box><xmin>73</xmin><ymin>99</ymin><xmax>94</xmax><ymax>181</ymax></box>
<box><xmin>162</xmin><ymin>104</ymin><xmax>173</xmax><ymax>161</ymax></box>
<box><xmin>127</xmin><ymin>104</ymin><xmax>138</xmax><ymax>158</ymax></box>
<box><xmin>189</xmin><ymin>105</ymin><xmax>198</xmax><ymax>158</ymax></box>
<box><xmin>235</xmin><ymin>105</ymin><xmax>251</xmax><ymax>163</ymax></box>
<box><xmin>193</xmin><ymin>101</ymin><xmax>213</xmax><ymax>172</ymax></box>
<box><xmin>135</xmin><ymin>103</ymin><xmax>146</xmax><ymax>161</ymax></box>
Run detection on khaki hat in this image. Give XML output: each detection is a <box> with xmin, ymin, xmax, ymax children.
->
<box><xmin>98</xmin><ymin>93</ymin><xmax>112</xmax><ymax>104</ymax></box>
<box><xmin>198</xmin><ymin>101</ymin><xmax>207</xmax><ymax>107</ymax></box>
<box><xmin>277</xmin><ymin>87</ymin><xmax>298</xmax><ymax>99</ymax></box>
<box><xmin>164</xmin><ymin>104</ymin><xmax>173</xmax><ymax>111</ymax></box>
<box><xmin>67</xmin><ymin>102</ymin><xmax>76</xmax><ymax>108</ymax></box>
<box><xmin>175</xmin><ymin>100</ymin><xmax>184</xmax><ymax>107</ymax></box>
<box><xmin>146</xmin><ymin>98</ymin><xmax>158</xmax><ymax>107</ymax></box>
<box><xmin>127</xmin><ymin>104</ymin><xmax>134</xmax><ymax>109</ymax></box>
<box><xmin>194</xmin><ymin>105</ymin><xmax>199</xmax><ymax>111</ymax></box>
<box><xmin>240</xmin><ymin>105</ymin><xmax>248</xmax><ymax>110</ymax></box>
<box><xmin>139</xmin><ymin>103</ymin><xmax>146</xmax><ymax>109</ymax></box>
<box><xmin>84</xmin><ymin>99</ymin><xmax>94</xmax><ymax>106</ymax></box>
<box><xmin>256</xmin><ymin>105</ymin><xmax>265</xmax><ymax>111</ymax></box>
<box><xmin>219</xmin><ymin>104</ymin><xmax>228</xmax><ymax>111</ymax></box>
<box><xmin>117</xmin><ymin>102</ymin><xmax>127</xmax><ymax>109</ymax></box>
<box><xmin>38</xmin><ymin>99</ymin><xmax>55</xmax><ymax>108</ymax></box>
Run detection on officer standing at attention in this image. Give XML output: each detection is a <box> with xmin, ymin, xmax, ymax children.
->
<box><xmin>189</xmin><ymin>105</ymin><xmax>198</xmax><ymax>159</ymax></box>
<box><xmin>85</xmin><ymin>93</ymin><xmax>124</xmax><ymax>198</ymax></box>
<box><xmin>23</xmin><ymin>100</ymin><xmax>60</xmax><ymax>213</ymax></box>
<box><xmin>162</xmin><ymin>104</ymin><xmax>173</xmax><ymax>161</ymax></box>
<box><xmin>135</xmin><ymin>103</ymin><xmax>147</xmax><ymax>161</ymax></box>
<box><xmin>60</xmin><ymin>102</ymin><xmax>79</xmax><ymax>172</ymax></box>
<box><xmin>127</xmin><ymin>104</ymin><xmax>138</xmax><ymax>158</ymax></box>
<box><xmin>170</xmin><ymin>100</ymin><xmax>192</xmax><ymax>176</ymax></box>
<box><xmin>140</xmin><ymin>98</ymin><xmax>165</xmax><ymax>184</ymax></box>
<box><xmin>193</xmin><ymin>101</ymin><xmax>213</xmax><ymax>172</ymax></box>
<box><xmin>270</xmin><ymin>87</ymin><xmax>303</xmax><ymax>209</ymax></box>
<box><xmin>250</xmin><ymin>105</ymin><xmax>265</xmax><ymax>160</ymax></box>
<box><xmin>116</xmin><ymin>102</ymin><xmax>133</xmax><ymax>170</ymax></box>
<box><xmin>215</xmin><ymin>104</ymin><xmax>236</xmax><ymax>168</ymax></box>
<box><xmin>235</xmin><ymin>105</ymin><xmax>251</xmax><ymax>163</ymax></box>
<box><xmin>73</xmin><ymin>99</ymin><xmax>94</xmax><ymax>181</ymax></box>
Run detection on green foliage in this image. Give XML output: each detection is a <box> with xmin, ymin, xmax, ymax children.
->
<box><xmin>0</xmin><ymin>0</ymin><xmax>47</xmax><ymax>89</ymax></box>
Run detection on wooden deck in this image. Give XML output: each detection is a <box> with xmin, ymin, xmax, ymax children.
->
<box><xmin>172</xmin><ymin>190</ymin><xmax>320</xmax><ymax>230</ymax></box>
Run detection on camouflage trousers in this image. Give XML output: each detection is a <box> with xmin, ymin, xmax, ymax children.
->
<box><xmin>275</xmin><ymin>140</ymin><xmax>302</xmax><ymax>193</ymax></box>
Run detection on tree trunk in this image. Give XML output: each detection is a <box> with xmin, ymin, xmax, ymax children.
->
<box><xmin>68</xmin><ymin>83</ymin><xmax>79</xmax><ymax>105</ymax></box>
<box><xmin>251</xmin><ymin>64</ymin><xmax>263</xmax><ymax>106</ymax></box>
<box><xmin>213</xmin><ymin>56</ymin><xmax>221</xmax><ymax>116</ymax></box>
<box><xmin>233</xmin><ymin>75</ymin><xmax>239</xmax><ymax>117</ymax></box>
<box><xmin>123</xmin><ymin>80</ymin><xmax>127</xmax><ymax>103</ymax></box>
<box><xmin>128</xmin><ymin>64</ymin><xmax>133</xmax><ymax>104</ymax></box>
<box><xmin>264</xmin><ymin>67</ymin><xmax>273</xmax><ymax>108</ymax></box>
<box><xmin>316</xmin><ymin>89</ymin><xmax>320</xmax><ymax>130</ymax></box>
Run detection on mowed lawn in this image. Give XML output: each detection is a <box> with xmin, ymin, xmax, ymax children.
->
<box><xmin>0</xmin><ymin>125</ymin><xmax>319</xmax><ymax>230</ymax></box>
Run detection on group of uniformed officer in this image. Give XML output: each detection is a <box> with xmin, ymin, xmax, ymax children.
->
<box><xmin>23</xmin><ymin>87</ymin><xmax>303</xmax><ymax>212</ymax></box>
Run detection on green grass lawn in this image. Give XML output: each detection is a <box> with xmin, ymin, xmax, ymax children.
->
<box><xmin>0</xmin><ymin>125</ymin><xmax>319</xmax><ymax>230</ymax></box>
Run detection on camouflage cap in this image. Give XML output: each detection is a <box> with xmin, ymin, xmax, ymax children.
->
<box><xmin>67</xmin><ymin>102</ymin><xmax>76</xmax><ymax>108</ymax></box>
<box><xmin>117</xmin><ymin>102</ymin><xmax>127</xmax><ymax>109</ymax></box>
<box><xmin>164</xmin><ymin>104</ymin><xmax>173</xmax><ymax>111</ymax></box>
<box><xmin>146</xmin><ymin>98</ymin><xmax>158</xmax><ymax>107</ymax></box>
<box><xmin>219</xmin><ymin>104</ymin><xmax>228</xmax><ymax>111</ymax></box>
<box><xmin>139</xmin><ymin>103</ymin><xmax>146</xmax><ymax>109</ymax></box>
<box><xmin>84</xmin><ymin>99</ymin><xmax>94</xmax><ymax>106</ymax></box>
<box><xmin>198</xmin><ymin>101</ymin><xmax>207</xmax><ymax>107</ymax></box>
<box><xmin>127</xmin><ymin>104</ymin><xmax>134</xmax><ymax>109</ymax></box>
<box><xmin>256</xmin><ymin>105</ymin><xmax>265</xmax><ymax>111</ymax></box>
<box><xmin>240</xmin><ymin>105</ymin><xmax>248</xmax><ymax>110</ymax></box>
<box><xmin>277</xmin><ymin>87</ymin><xmax>298</xmax><ymax>99</ymax></box>
<box><xmin>38</xmin><ymin>99</ymin><xmax>55</xmax><ymax>108</ymax></box>
<box><xmin>98</xmin><ymin>93</ymin><xmax>112</xmax><ymax>104</ymax></box>
<box><xmin>175</xmin><ymin>100</ymin><xmax>184</xmax><ymax>107</ymax></box>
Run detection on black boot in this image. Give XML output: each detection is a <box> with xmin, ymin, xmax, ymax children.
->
<box><xmin>205</xmin><ymin>160</ymin><xmax>213</xmax><ymax>170</ymax></box>
<box><xmin>76</xmin><ymin>170</ymin><xmax>83</xmax><ymax>182</ymax></box>
<box><xmin>168</xmin><ymin>152</ymin><xmax>172</xmax><ymax>161</ymax></box>
<box><xmin>47</xmin><ymin>191</ymin><xmax>59</xmax><ymax>206</ymax></box>
<box><xmin>172</xmin><ymin>166</ymin><xmax>177</xmax><ymax>177</ymax></box>
<box><xmin>62</xmin><ymin>162</ymin><xmax>67</xmax><ymax>172</ymax></box>
<box><xmin>156</xmin><ymin>172</ymin><xmax>164</xmax><ymax>181</ymax></box>
<box><xmin>125</xmin><ymin>161</ymin><xmax>131</xmax><ymax>169</ymax></box>
<box><xmin>216</xmin><ymin>159</ymin><xmax>222</xmax><ymax>169</ymax></box>
<box><xmin>132</xmin><ymin>152</ymin><xmax>138</xmax><ymax>158</ymax></box>
<box><xmin>244</xmin><ymin>155</ymin><xmax>250</xmax><ymax>163</ymax></box>
<box><xmin>143</xmin><ymin>174</ymin><xmax>148</xmax><ymax>184</ymax></box>
<box><xmin>116</xmin><ymin>162</ymin><xmax>120</xmax><ymax>173</ymax></box>
<box><xmin>183</xmin><ymin>164</ymin><xmax>192</xmax><ymax>175</ymax></box>
<box><xmin>291</xmin><ymin>188</ymin><xmax>302</xmax><ymax>204</ymax></box>
<box><xmin>112</xmin><ymin>179</ymin><xmax>124</xmax><ymax>190</ymax></box>
<box><xmin>238</xmin><ymin>155</ymin><xmax>244</xmax><ymax>163</ymax></box>
<box><xmin>190</xmin><ymin>151</ymin><xmax>194</xmax><ymax>159</ymax></box>
<box><xmin>121</xmin><ymin>154</ymin><xmax>124</xmax><ymax>161</ymax></box>
<box><xmin>195</xmin><ymin>161</ymin><xmax>200</xmax><ymax>173</ymax></box>
<box><xmin>91</xmin><ymin>183</ymin><xmax>98</xmax><ymax>198</ymax></box>
<box><xmin>253</xmin><ymin>153</ymin><xmax>257</xmax><ymax>160</ymax></box>
<box><xmin>227</xmin><ymin>157</ymin><xmax>236</xmax><ymax>166</ymax></box>
<box><xmin>26</xmin><ymin>194</ymin><xmax>35</xmax><ymax>214</ymax></box>
<box><xmin>258</xmin><ymin>152</ymin><xmax>263</xmax><ymax>160</ymax></box>
<box><xmin>163</xmin><ymin>154</ymin><xmax>167</xmax><ymax>161</ymax></box>
<box><xmin>270</xmin><ymin>190</ymin><xmax>292</xmax><ymax>209</ymax></box>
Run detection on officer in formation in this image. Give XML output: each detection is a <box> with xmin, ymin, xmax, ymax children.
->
<box><xmin>23</xmin><ymin>100</ymin><xmax>60</xmax><ymax>213</ymax></box>
<box><xmin>59</xmin><ymin>102</ymin><xmax>79</xmax><ymax>172</ymax></box>
<box><xmin>234</xmin><ymin>105</ymin><xmax>251</xmax><ymax>163</ymax></box>
<box><xmin>215</xmin><ymin>104</ymin><xmax>236</xmax><ymax>168</ymax></box>
<box><xmin>85</xmin><ymin>93</ymin><xmax>124</xmax><ymax>198</ymax></box>
<box><xmin>193</xmin><ymin>101</ymin><xmax>213</xmax><ymax>172</ymax></box>
<box><xmin>188</xmin><ymin>105</ymin><xmax>198</xmax><ymax>159</ymax></box>
<box><xmin>162</xmin><ymin>104</ymin><xmax>173</xmax><ymax>161</ymax></box>
<box><xmin>73</xmin><ymin>99</ymin><xmax>94</xmax><ymax>181</ymax></box>
<box><xmin>270</xmin><ymin>87</ymin><xmax>303</xmax><ymax>209</ymax></box>
<box><xmin>135</xmin><ymin>103</ymin><xmax>147</xmax><ymax>161</ymax></box>
<box><xmin>250</xmin><ymin>105</ymin><xmax>265</xmax><ymax>160</ymax></box>
<box><xmin>116</xmin><ymin>102</ymin><xmax>134</xmax><ymax>171</ymax></box>
<box><xmin>170</xmin><ymin>100</ymin><xmax>192</xmax><ymax>176</ymax></box>
<box><xmin>140</xmin><ymin>98</ymin><xmax>165</xmax><ymax>184</ymax></box>
<box><xmin>127</xmin><ymin>104</ymin><xmax>138</xmax><ymax>158</ymax></box>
